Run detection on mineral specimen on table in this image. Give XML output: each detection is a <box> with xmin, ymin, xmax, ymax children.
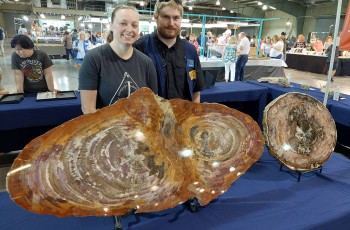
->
<box><xmin>7</xmin><ymin>88</ymin><xmax>263</xmax><ymax>217</ymax></box>
<box><xmin>263</xmin><ymin>92</ymin><xmax>337</xmax><ymax>171</ymax></box>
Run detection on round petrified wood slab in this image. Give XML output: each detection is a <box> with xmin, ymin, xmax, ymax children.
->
<box><xmin>263</xmin><ymin>92</ymin><xmax>337</xmax><ymax>171</ymax></box>
<box><xmin>7</xmin><ymin>88</ymin><xmax>263</xmax><ymax>217</ymax></box>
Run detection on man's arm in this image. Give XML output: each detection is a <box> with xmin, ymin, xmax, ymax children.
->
<box><xmin>80</xmin><ymin>90</ymin><xmax>97</xmax><ymax>114</ymax></box>
<box><xmin>192</xmin><ymin>91</ymin><xmax>200</xmax><ymax>103</ymax></box>
<box><xmin>14</xmin><ymin>69</ymin><xmax>24</xmax><ymax>93</ymax></box>
<box><xmin>43</xmin><ymin>66</ymin><xmax>55</xmax><ymax>91</ymax></box>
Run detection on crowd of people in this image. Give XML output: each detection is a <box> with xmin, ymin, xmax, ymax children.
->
<box><xmin>1</xmin><ymin>0</ymin><xmax>342</xmax><ymax>110</ymax></box>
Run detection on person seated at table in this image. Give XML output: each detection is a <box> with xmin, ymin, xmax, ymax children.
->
<box><xmin>293</xmin><ymin>34</ymin><xmax>306</xmax><ymax>48</ymax></box>
<box><xmin>78</xmin><ymin>5</ymin><xmax>158</xmax><ymax>114</ymax></box>
<box><xmin>312</xmin><ymin>38</ymin><xmax>324</xmax><ymax>52</ymax></box>
<box><xmin>11</xmin><ymin>34</ymin><xmax>56</xmax><ymax>93</ymax></box>
<box><xmin>269</xmin><ymin>35</ymin><xmax>284</xmax><ymax>59</ymax></box>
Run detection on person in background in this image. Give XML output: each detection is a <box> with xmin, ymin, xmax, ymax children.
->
<box><xmin>325</xmin><ymin>36</ymin><xmax>339</xmax><ymax>82</ymax></box>
<box><xmin>312</xmin><ymin>37</ymin><xmax>324</xmax><ymax>52</ymax></box>
<box><xmin>189</xmin><ymin>33</ymin><xmax>200</xmax><ymax>54</ymax></box>
<box><xmin>222</xmin><ymin>35</ymin><xmax>237</xmax><ymax>82</ymax></box>
<box><xmin>79</xmin><ymin>5</ymin><xmax>158</xmax><ymax>114</ymax></box>
<box><xmin>71</xmin><ymin>29</ymin><xmax>78</xmax><ymax>42</ymax></box>
<box><xmin>11</xmin><ymin>35</ymin><xmax>56</xmax><ymax>93</ymax></box>
<box><xmin>216</xmin><ymin>29</ymin><xmax>232</xmax><ymax>56</ymax></box>
<box><xmin>133</xmin><ymin>0</ymin><xmax>205</xmax><ymax>102</ymax></box>
<box><xmin>323</xmin><ymin>36</ymin><xmax>333</xmax><ymax>51</ymax></box>
<box><xmin>260</xmin><ymin>36</ymin><xmax>272</xmax><ymax>57</ymax></box>
<box><xmin>0</xmin><ymin>26</ymin><xmax>5</xmax><ymax>56</ymax></box>
<box><xmin>85</xmin><ymin>31</ymin><xmax>96</xmax><ymax>45</ymax></box>
<box><xmin>294</xmin><ymin>34</ymin><xmax>307</xmax><ymax>48</ymax></box>
<box><xmin>62</xmin><ymin>31</ymin><xmax>74</xmax><ymax>61</ymax></box>
<box><xmin>180</xmin><ymin>29</ymin><xmax>188</xmax><ymax>40</ymax></box>
<box><xmin>235</xmin><ymin>32</ymin><xmax>250</xmax><ymax>81</ymax></box>
<box><xmin>73</xmin><ymin>32</ymin><xmax>91</xmax><ymax>69</ymax></box>
<box><xmin>270</xmin><ymin>35</ymin><xmax>284</xmax><ymax>59</ymax></box>
<box><xmin>18</xmin><ymin>24</ymin><xmax>28</xmax><ymax>35</ymax></box>
<box><xmin>310</xmin><ymin>33</ymin><xmax>317</xmax><ymax>45</ymax></box>
<box><xmin>280</xmin><ymin>32</ymin><xmax>287</xmax><ymax>57</ymax></box>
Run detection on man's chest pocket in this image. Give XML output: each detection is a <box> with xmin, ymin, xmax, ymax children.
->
<box><xmin>173</xmin><ymin>59</ymin><xmax>187</xmax><ymax>79</ymax></box>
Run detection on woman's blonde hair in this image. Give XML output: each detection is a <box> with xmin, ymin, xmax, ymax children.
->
<box><xmin>297</xmin><ymin>34</ymin><xmax>305</xmax><ymax>42</ymax></box>
<box><xmin>154</xmin><ymin>0</ymin><xmax>184</xmax><ymax>17</ymax></box>
<box><xmin>272</xmin><ymin>35</ymin><xmax>281</xmax><ymax>43</ymax></box>
<box><xmin>228</xmin><ymin>35</ymin><xmax>237</xmax><ymax>44</ymax></box>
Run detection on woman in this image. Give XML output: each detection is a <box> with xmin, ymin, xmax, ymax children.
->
<box><xmin>293</xmin><ymin>34</ymin><xmax>306</xmax><ymax>48</ymax></box>
<box><xmin>189</xmin><ymin>33</ymin><xmax>200</xmax><ymax>54</ymax></box>
<box><xmin>11</xmin><ymin>34</ymin><xmax>56</xmax><ymax>93</ymax></box>
<box><xmin>62</xmin><ymin>31</ymin><xmax>74</xmax><ymax>61</ymax></box>
<box><xmin>222</xmin><ymin>35</ymin><xmax>237</xmax><ymax>82</ymax></box>
<box><xmin>73</xmin><ymin>32</ymin><xmax>91</xmax><ymax>69</ymax></box>
<box><xmin>269</xmin><ymin>35</ymin><xmax>284</xmax><ymax>59</ymax></box>
<box><xmin>79</xmin><ymin>5</ymin><xmax>158</xmax><ymax>114</ymax></box>
<box><xmin>260</xmin><ymin>36</ymin><xmax>272</xmax><ymax>57</ymax></box>
<box><xmin>323</xmin><ymin>36</ymin><xmax>333</xmax><ymax>51</ymax></box>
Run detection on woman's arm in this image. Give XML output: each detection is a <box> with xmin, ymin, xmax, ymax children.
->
<box><xmin>43</xmin><ymin>66</ymin><xmax>55</xmax><ymax>91</ymax></box>
<box><xmin>14</xmin><ymin>69</ymin><xmax>24</xmax><ymax>93</ymax></box>
<box><xmin>80</xmin><ymin>90</ymin><xmax>98</xmax><ymax>114</ymax></box>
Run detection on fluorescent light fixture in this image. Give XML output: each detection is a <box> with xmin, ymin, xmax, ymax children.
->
<box><xmin>15</xmin><ymin>0</ymin><xmax>19</xmax><ymax>1</ymax></box>
<box><xmin>23</xmin><ymin>15</ymin><xmax>29</xmax><ymax>21</ymax></box>
<box><xmin>269</xmin><ymin>6</ymin><xmax>276</xmax><ymax>10</ymax></box>
<box><xmin>182</xmin><ymin>18</ymin><xmax>190</xmax><ymax>22</ymax></box>
<box><xmin>80</xmin><ymin>23</ymin><xmax>84</xmax><ymax>27</ymax></box>
<box><xmin>61</xmin><ymin>15</ymin><xmax>65</xmax><ymax>20</ymax></box>
<box><xmin>189</xmin><ymin>6</ymin><xmax>193</xmax><ymax>10</ymax></box>
<box><xmin>230</xmin><ymin>10</ymin><xmax>234</xmax><ymax>13</ymax></box>
<box><xmin>257</xmin><ymin>1</ymin><xmax>263</xmax><ymax>5</ymax></box>
<box><xmin>40</xmin><ymin>13</ymin><xmax>46</xmax><ymax>19</ymax></box>
<box><xmin>78</xmin><ymin>16</ymin><xmax>83</xmax><ymax>21</ymax></box>
<box><xmin>286</xmin><ymin>21</ymin><xmax>291</xmax><ymax>25</ymax></box>
<box><xmin>262</xmin><ymin>5</ymin><xmax>268</xmax><ymax>10</ymax></box>
<box><xmin>222</xmin><ymin>7</ymin><xmax>226</xmax><ymax>10</ymax></box>
<box><xmin>140</xmin><ymin>1</ymin><xmax>145</xmax><ymax>6</ymax></box>
<box><xmin>216</xmin><ymin>0</ymin><xmax>220</xmax><ymax>5</ymax></box>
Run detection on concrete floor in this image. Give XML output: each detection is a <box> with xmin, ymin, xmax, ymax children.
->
<box><xmin>1</xmin><ymin>40</ymin><xmax>350</xmax><ymax>192</ymax></box>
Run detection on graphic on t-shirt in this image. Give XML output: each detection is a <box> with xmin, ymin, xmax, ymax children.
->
<box><xmin>110</xmin><ymin>72</ymin><xmax>140</xmax><ymax>104</ymax></box>
<box><xmin>20</xmin><ymin>59</ymin><xmax>44</xmax><ymax>82</ymax></box>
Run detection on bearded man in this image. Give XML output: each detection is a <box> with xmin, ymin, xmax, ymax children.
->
<box><xmin>133</xmin><ymin>0</ymin><xmax>205</xmax><ymax>102</ymax></box>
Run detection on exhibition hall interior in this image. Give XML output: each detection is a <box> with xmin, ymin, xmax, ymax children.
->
<box><xmin>1</xmin><ymin>0</ymin><xmax>350</xmax><ymax>229</ymax></box>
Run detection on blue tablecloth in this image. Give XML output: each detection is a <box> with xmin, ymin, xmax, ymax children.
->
<box><xmin>0</xmin><ymin>92</ymin><xmax>83</xmax><ymax>131</ymax></box>
<box><xmin>201</xmin><ymin>82</ymin><xmax>268</xmax><ymax>125</ymax></box>
<box><xmin>2</xmin><ymin>148</ymin><xmax>350</xmax><ymax>229</ymax></box>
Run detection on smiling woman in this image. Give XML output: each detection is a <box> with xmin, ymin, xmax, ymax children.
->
<box><xmin>78</xmin><ymin>5</ymin><xmax>158</xmax><ymax>114</ymax></box>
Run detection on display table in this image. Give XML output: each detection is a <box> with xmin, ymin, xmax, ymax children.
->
<box><xmin>0</xmin><ymin>92</ymin><xmax>82</xmax><ymax>152</ymax></box>
<box><xmin>2</xmin><ymin>148</ymin><xmax>350</xmax><ymax>229</ymax></box>
<box><xmin>201</xmin><ymin>81</ymin><xmax>268</xmax><ymax>125</ymax></box>
<box><xmin>37</xmin><ymin>44</ymin><xmax>65</xmax><ymax>59</ymax></box>
<box><xmin>200</xmin><ymin>58</ymin><xmax>287</xmax><ymax>82</ymax></box>
<box><xmin>286</xmin><ymin>53</ymin><xmax>350</xmax><ymax>76</ymax></box>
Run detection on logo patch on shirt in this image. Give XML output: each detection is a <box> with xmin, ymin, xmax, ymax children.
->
<box><xmin>187</xmin><ymin>59</ymin><xmax>194</xmax><ymax>68</ymax></box>
<box><xmin>189</xmin><ymin>70</ymin><xmax>196</xmax><ymax>80</ymax></box>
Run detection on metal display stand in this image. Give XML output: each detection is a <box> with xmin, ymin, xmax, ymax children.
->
<box><xmin>113</xmin><ymin>206</ymin><xmax>138</xmax><ymax>230</ymax></box>
<box><xmin>279</xmin><ymin>164</ymin><xmax>323</xmax><ymax>182</ymax></box>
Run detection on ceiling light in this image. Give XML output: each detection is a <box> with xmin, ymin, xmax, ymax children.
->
<box><xmin>78</xmin><ymin>16</ymin><xmax>83</xmax><ymax>21</ymax></box>
<box><xmin>61</xmin><ymin>15</ymin><xmax>65</xmax><ymax>20</ymax></box>
<box><xmin>257</xmin><ymin>1</ymin><xmax>263</xmax><ymax>5</ymax></box>
<box><xmin>262</xmin><ymin>5</ymin><xmax>268</xmax><ymax>10</ymax></box>
<box><xmin>15</xmin><ymin>0</ymin><xmax>19</xmax><ymax>1</ymax></box>
<box><xmin>140</xmin><ymin>1</ymin><xmax>144</xmax><ymax>6</ymax></box>
<box><xmin>216</xmin><ymin>0</ymin><xmax>220</xmax><ymax>5</ymax></box>
<box><xmin>80</xmin><ymin>23</ymin><xmax>84</xmax><ymax>27</ymax></box>
<box><xmin>269</xmin><ymin>6</ymin><xmax>276</xmax><ymax>10</ymax></box>
<box><xmin>230</xmin><ymin>10</ymin><xmax>234</xmax><ymax>13</ymax></box>
<box><xmin>40</xmin><ymin>13</ymin><xmax>46</xmax><ymax>19</ymax></box>
<box><xmin>222</xmin><ymin>7</ymin><xmax>226</xmax><ymax>10</ymax></box>
<box><xmin>23</xmin><ymin>15</ymin><xmax>29</xmax><ymax>21</ymax></box>
<box><xmin>189</xmin><ymin>6</ymin><xmax>193</xmax><ymax>10</ymax></box>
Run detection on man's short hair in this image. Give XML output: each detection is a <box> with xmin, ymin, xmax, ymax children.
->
<box><xmin>154</xmin><ymin>0</ymin><xmax>184</xmax><ymax>17</ymax></box>
<box><xmin>10</xmin><ymin>34</ymin><xmax>34</xmax><ymax>49</ymax></box>
<box><xmin>281</xmin><ymin>32</ymin><xmax>286</xmax><ymax>36</ymax></box>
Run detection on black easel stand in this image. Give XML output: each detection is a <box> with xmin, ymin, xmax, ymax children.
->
<box><xmin>280</xmin><ymin>164</ymin><xmax>323</xmax><ymax>182</ymax></box>
<box><xmin>186</xmin><ymin>197</ymin><xmax>199</xmax><ymax>213</ymax></box>
<box><xmin>113</xmin><ymin>206</ymin><xmax>138</xmax><ymax>230</ymax></box>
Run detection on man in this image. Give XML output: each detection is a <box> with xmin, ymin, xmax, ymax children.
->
<box><xmin>133</xmin><ymin>0</ymin><xmax>205</xmax><ymax>102</ymax></box>
<box><xmin>235</xmin><ymin>32</ymin><xmax>250</xmax><ymax>81</ymax></box>
<box><xmin>18</xmin><ymin>24</ymin><xmax>28</xmax><ymax>35</ymax></box>
<box><xmin>280</xmin><ymin>31</ymin><xmax>287</xmax><ymax>58</ymax></box>
<box><xmin>0</xmin><ymin>26</ymin><xmax>4</xmax><ymax>56</ymax></box>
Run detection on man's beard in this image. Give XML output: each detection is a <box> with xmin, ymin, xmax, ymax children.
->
<box><xmin>157</xmin><ymin>26</ymin><xmax>179</xmax><ymax>39</ymax></box>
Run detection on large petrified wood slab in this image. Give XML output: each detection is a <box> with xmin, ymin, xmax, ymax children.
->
<box><xmin>7</xmin><ymin>88</ymin><xmax>263</xmax><ymax>217</ymax></box>
<box><xmin>263</xmin><ymin>92</ymin><xmax>337</xmax><ymax>171</ymax></box>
